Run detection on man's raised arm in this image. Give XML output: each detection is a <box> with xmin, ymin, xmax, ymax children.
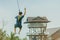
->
<box><xmin>24</xmin><ymin>8</ymin><xmax>26</xmax><ymax>16</ymax></box>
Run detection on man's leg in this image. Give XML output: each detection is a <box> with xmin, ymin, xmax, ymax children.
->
<box><xmin>18</xmin><ymin>27</ymin><xmax>22</xmax><ymax>34</ymax></box>
<box><xmin>14</xmin><ymin>27</ymin><xmax>16</xmax><ymax>34</ymax></box>
<box><xmin>14</xmin><ymin>25</ymin><xmax>16</xmax><ymax>34</ymax></box>
<box><xmin>18</xmin><ymin>28</ymin><xmax>21</xmax><ymax>34</ymax></box>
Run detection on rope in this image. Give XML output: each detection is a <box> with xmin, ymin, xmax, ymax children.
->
<box><xmin>17</xmin><ymin>0</ymin><xmax>20</xmax><ymax>12</ymax></box>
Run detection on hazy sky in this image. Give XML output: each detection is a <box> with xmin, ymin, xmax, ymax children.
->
<box><xmin>0</xmin><ymin>0</ymin><xmax>60</xmax><ymax>38</ymax></box>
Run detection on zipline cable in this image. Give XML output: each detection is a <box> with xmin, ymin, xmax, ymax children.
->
<box><xmin>17</xmin><ymin>0</ymin><xmax>20</xmax><ymax>12</ymax></box>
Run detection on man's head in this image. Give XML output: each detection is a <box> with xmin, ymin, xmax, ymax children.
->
<box><xmin>19</xmin><ymin>12</ymin><xmax>22</xmax><ymax>15</ymax></box>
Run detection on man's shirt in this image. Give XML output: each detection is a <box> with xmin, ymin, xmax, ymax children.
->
<box><xmin>15</xmin><ymin>15</ymin><xmax>24</xmax><ymax>26</ymax></box>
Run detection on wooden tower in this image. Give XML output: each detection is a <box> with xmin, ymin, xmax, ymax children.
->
<box><xmin>24</xmin><ymin>16</ymin><xmax>50</xmax><ymax>40</ymax></box>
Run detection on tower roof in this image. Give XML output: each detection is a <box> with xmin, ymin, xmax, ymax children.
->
<box><xmin>24</xmin><ymin>16</ymin><xmax>50</xmax><ymax>23</ymax></box>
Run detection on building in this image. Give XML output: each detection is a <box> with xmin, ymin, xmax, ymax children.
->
<box><xmin>46</xmin><ymin>27</ymin><xmax>60</xmax><ymax>40</ymax></box>
<box><xmin>24</xmin><ymin>16</ymin><xmax>50</xmax><ymax>40</ymax></box>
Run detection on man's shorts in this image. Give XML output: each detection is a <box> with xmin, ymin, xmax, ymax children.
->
<box><xmin>14</xmin><ymin>24</ymin><xmax>22</xmax><ymax>29</ymax></box>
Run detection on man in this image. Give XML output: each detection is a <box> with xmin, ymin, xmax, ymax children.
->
<box><xmin>14</xmin><ymin>8</ymin><xmax>26</xmax><ymax>34</ymax></box>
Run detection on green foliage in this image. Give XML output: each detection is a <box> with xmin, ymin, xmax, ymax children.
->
<box><xmin>23</xmin><ymin>37</ymin><xmax>27</xmax><ymax>40</ymax></box>
<box><xmin>0</xmin><ymin>29</ymin><xmax>6</xmax><ymax>40</ymax></box>
<box><xmin>0</xmin><ymin>29</ymin><xmax>27</xmax><ymax>40</ymax></box>
<box><xmin>10</xmin><ymin>32</ymin><xmax>20</xmax><ymax>40</ymax></box>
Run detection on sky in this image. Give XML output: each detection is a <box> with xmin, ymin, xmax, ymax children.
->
<box><xmin>0</xmin><ymin>0</ymin><xmax>60</xmax><ymax>38</ymax></box>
